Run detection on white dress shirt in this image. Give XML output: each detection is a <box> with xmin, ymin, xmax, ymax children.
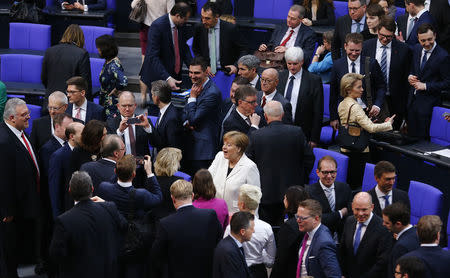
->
<box><xmin>117</xmin><ymin>180</ymin><xmax>133</xmax><ymax>188</ymax></box>
<box><xmin>236</xmin><ymin>107</ymin><xmax>259</xmax><ymax>129</ymax></box>
<box><xmin>375</xmin><ymin>40</ymin><xmax>392</xmax><ymax>93</ymax></box>
<box><xmin>53</xmin><ymin>134</ymin><xmax>66</xmax><ymax>147</ymax></box>
<box><xmin>346</xmin><ymin>56</ymin><xmax>366</xmax><ymax>108</ymax></box>
<box><xmin>353</xmin><ymin>212</ymin><xmax>373</xmax><ymax>244</ymax></box>
<box><xmin>157</xmin><ymin>102</ymin><xmax>171</xmax><ymax>126</ymax></box>
<box><xmin>285</xmin><ymin>69</ymin><xmax>303</xmax><ymax>120</ymax></box>
<box><xmin>280</xmin><ymin>24</ymin><xmax>301</xmax><ymax>48</ymax></box>
<box><xmin>116</xmin><ymin>115</ymin><xmax>151</xmax><ymax>155</ymax></box>
<box><xmin>260</xmin><ymin>90</ymin><xmax>277</xmax><ymax>105</ymax></box>
<box><xmin>300</xmin><ymin>223</ymin><xmax>321</xmax><ymax>277</ymax></box>
<box><xmin>375</xmin><ymin>185</ymin><xmax>392</xmax><ymax>210</ymax></box>
<box><xmin>72</xmin><ymin>98</ymin><xmax>87</xmax><ymax>123</ymax></box>
<box><xmin>250</xmin><ymin>75</ymin><xmax>260</xmax><ymax>88</ymax></box>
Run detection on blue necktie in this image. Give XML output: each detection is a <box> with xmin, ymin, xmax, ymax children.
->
<box><xmin>356</xmin><ymin>22</ymin><xmax>361</xmax><ymax>33</ymax></box>
<box><xmin>380</xmin><ymin>45</ymin><xmax>388</xmax><ymax>83</ymax></box>
<box><xmin>420</xmin><ymin>50</ymin><xmax>429</xmax><ymax>71</ymax></box>
<box><xmin>285</xmin><ymin>75</ymin><xmax>295</xmax><ymax>101</ymax></box>
<box><xmin>353</xmin><ymin>222</ymin><xmax>364</xmax><ymax>255</ymax></box>
<box><xmin>383</xmin><ymin>195</ymin><xmax>390</xmax><ymax>207</ymax></box>
<box><xmin>351</xmin><ymin>62</ymin><xmax>356</xmax><ymax>73</ymax></box>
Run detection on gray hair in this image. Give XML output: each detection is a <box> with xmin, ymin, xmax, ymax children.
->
<box><xmin>285</xmin><ymin>47</ymin><xmax>304</xmax><ymax>62</ymax></box>
<box><xmin>100</xmin><ymin>134</ymin><xmax>123</xmax><ymax>158</ymax></box>
<box><xmin>290</xmin><ymin>4</ymin><xmax>306</xmax><ymax>18</ymax></box>
<box><xmin>3</xmin><ymin>98</ymin><xmax>26</xmax><ymax>121</ymax></box>
<box><xmin>49</xmin><ymin>91</ymin><xmax>68</xmax><ymax>105</ymax></box>
<box><xmin>237</xmin><ymin>55</ymin><xmax>260</xmax><ymax>70</ymax></box>
<box><xmin>69</xmin><ymin>171</ymin><xmax>93</xmax><ymax>201</ymax></box>
<box><xmin>151</xmin><ymin>80</ymin><xmax>172</xmax><ymax>103</ymax></box>
<box><xmin>263</xmin><ymin>100</ymin><xmax>284</xmax><ymax>117</ymax></box>
<box><xmin>349</xmin><ymin>0</ymin><xmax>367</xmax><ymax>7</ymax></box>
<box><xmin>118</xmin><ymin>91</ymin><xmax>136</xmax><ymax>102</ymax></box>
<box><xmin>239</xmin><ymin>184</ymin><xmax>262</xmax><ymax>211</ymax></box>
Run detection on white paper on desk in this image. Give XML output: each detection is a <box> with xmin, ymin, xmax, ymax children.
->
<box><xmin>429</xmin><ymin>149</ymin><xmax>450</xmax><ymax>158</ymax></box>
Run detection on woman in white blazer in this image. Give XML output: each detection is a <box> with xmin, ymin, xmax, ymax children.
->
<box><xmin>208</xmin><ymin>131</ymin><xmax>261</xmax><ymax>213</ymax></box>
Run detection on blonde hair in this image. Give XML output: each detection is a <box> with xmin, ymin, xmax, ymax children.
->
<box><xmin>154</xmin><ymin>148</ymin><xmax>182</xmax><ymax>176</ymax></box>
<box><xmin>239</xmin><ymin>184</ymin><xmax>262</xmax><ymax>211</ymax></box>
<box><xmin>340</xmin><ymin>73</ymin><xmax>364</xmax><ymax>98</ymax></box>
<box><xmin>223</xmin><ymin>131</ymin><xmax>249</xmax><ymax>155</ymax></box>
<box><xmin>60</xmin><ymin>24</ymin><xmax>85</xmax><ymax>48</ymax></box>
<box><xmin>170</xmin><ymin>180</ymin><xmax>193</xmax><ymax>200</ymax></box>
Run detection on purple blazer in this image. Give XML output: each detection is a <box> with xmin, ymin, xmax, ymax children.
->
<box><xmin>193</xmin><ymin>197</ymin><xmax>229</xmax><ymax>231</ymax></box>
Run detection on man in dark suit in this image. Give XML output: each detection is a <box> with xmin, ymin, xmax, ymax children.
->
<box><xmin>296</xmin><ymin>199</ymin><xmax>341</xmax><ymax>278</ymax></box>
<box><xmin>332</xmin><ymin>0</ymin><xmax>368</xmax><ymax>60</ymax></box>
<box><xmin>395</xmin><ymin>256</ymin><xmax>426</xmax><ymax>278</ymax></box>
<box><xmin>329</xmin><ymin>33</ymin><xmax>386</xmax><ymax>130</ymax></box>
<box><xmin>148</xmin><ymin>80</ymin><xmax>183</xmax><ymax>152</ymax></box>
<box><xmin>80</xmin><ymin>135</ymin><xmax>124</xmax><ymax>192</ymax></box>
<box><xmin>340</xmin><ymin>192</ymin><xmax>393</xmax><ymax>278</ymax></box>
<box><xmin>237</xmin><ymin>55</ymin><xmax>261</xmax><ymax>90</ymax></box>
<box><xmin>213</xmin><ymin>211</ymin><xmax>254</xmax><ymax>278</ymax></box>
<box><xmin>362</xmin><ymin>16</ymin><xmax>411</xmax><ymax>130</ymax></box>
<box><xmin>49</xmin><ymin>171</ymin><xmax>127</xmax><ymax>278</ymax></box>
<box><xmin>192</xmin><ymin>1</ymin><xmax>247</xmax><ymax>75</ymax></box>
<box><xmin>65</xmin><ymin>76</ymin><xmax>104</xmax><ymax>123</ymax></box>
<box><xmin>258</xmin><ymin>4</ymin><xmax>316</xmax><ymax>66</ymax></box>
<box><xmin>401</xmin><ymin>215</ymin><xmax>450</xmax><ymax>278</ymax></box>
<box><xmin>152</xmin><ymin>179</ymin><xmax>223</xmax><ymax>278</ymax></box>
<box><xmin>60</xmin><ymin>0</ymin><xmax>106</xmax><ymax>11</ymax></box>
<box><xmin>140</xmin><ymin>2</ymin><xmax>193</xmax><ymax>99</ymax></box>
<box><xmin>0</xmin><ymin>98</ymin><xmax>41</xmax><ymax>278</ymax></box>
<box><xmin>407</xmin><ymin>23</ymin><xmax>450</xmax><ymax>138</ymax></box>
<box><xmin>257</xmin><ymin>68</ymin><xmax>293</xmax><ymax>124</ymax></box>
<box><xmin>396</xmin><ymin>0</ymin><xmax>435</xmax><ymax>47</ymax></box>
<box><xmin>382</xmin><ymin>203</ymin><xmax>420</xmax><ymax>278</ymax></box>
<box><xmin>247</xmin><ymin>100</ymin><xmax>315</xmax><ymax>226</ymax></box>
<box><xmin>277</xmin><ymin>46</ymin><xmax>323</xmax><ymax>146</ymax></box>
<box><xmin>306</xmin><ymin>156</ymin><xmax>352</xmax><ymax>240</ymax></box>
<box><xmin>429</xmin><ymin>0</ymin><xmax>450</xmax><ymax>53</ymax></box>
<box><xmin>182</xmin><ymin>57</ymin><xmax>222</xmax><ymax>175</ymax></box>
<box><xmin>106</xmin><ymin>91</ymin><xmax>152</xmax><ymax>157</ymax></box>
<box><xmin>48</xmin><ymin>122</ymin><xmax>84</xmax><ymax>218</ymax></box>
<box><xmin>31</xmin><ymin>91</ymin><xmax>69</xmax><ymax>151</ymax></box>
<box><xmin>223</xmin><ymin>85</ymin><xmax>261</xmax><ymax>136</ymax></box>
<box><xmin>367</xmin><ymin>161</ymin><xmax>410</xmax><ymax>217</ymax></box>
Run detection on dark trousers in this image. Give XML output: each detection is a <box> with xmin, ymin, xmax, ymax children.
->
<box><xmin>258</xmin><ymin>203</ymin><xmax>285</xmax><ymax>227</ymax></box>
<box><xmin>385</xmin><ymin>95</ymin><xmax>404</xmax><ymax>130</ymax></box>
<box><xmin>344</xmin><ymin>151</ymin><xmax>370</xmax><ymax>190</ymax></box>
<box><xmin>249</xmin><ymin>263</ymin><xmax>267</xmax><ymax>278</ymax></box>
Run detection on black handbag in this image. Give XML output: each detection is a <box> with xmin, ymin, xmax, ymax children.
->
<box><xmin>129</xmin><ymin>0</ymin><xmax>147</xmax><ymax>23</ymax></box>
<box><xmin>337</xmin><ymin>104</ymin><xmax>371</xmax><ymax>152</ymax></box>
<box><xmin>9</xmin><ymin>0</ymin><xmax>42</xmax><ymax>23</ymax></box>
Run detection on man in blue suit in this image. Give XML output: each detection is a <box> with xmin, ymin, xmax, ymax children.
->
<box><xmin>65</xmin><ymin>76</ymin><xmax>105</xmax><ymax>123</ymax></box>
<box><xmin>80</xmin><ymin>134</ymin><xmax>124</xmax><ymax>193</ymax></box>
<box><xmin>329</xmin><ymin>32</ymin><xmax>386</xmax><ymax>130</ymax></box>
<box><xmin>295</xmin><ymin>199</ymin><xmax>341</xmax><ymax>278</ymax></box>
<box><xmin>60</xmin><ymin>0</ymin><xmax>106</xmax><ymax>11</ymax></box>
<box><xmin>407</xmin><ymin>23</ymin><xmax>450</xmax><ymax>138</ymax></box>
<box><xmin>48</xmin><ymin>121</ymin><xmax>84</xmax><ymax>218</ymax></box>
<box><xmin>258</xmin><ymin>4</ymin><xmax>316</xmax><ymax>66</ymax></box>
<box><xmin>382</xmin><ymin>203</ymin><xmax>420</xmax><ymax>278</ymax></box>
<box><xmin>140</xmin><ymin>2</ymin><xmax>192</xmax><ymax>99</ymax></box>
<box><xmin>401</xmin><ymin>215</ymin><xmax>450</xmax><ymax>278</ymax></box>
<box><xmin>362</xmin><ymin>16</ymin><xmax>411</xmax><ymax>130</ymax></box>
<box><xmin>182</xmin><ymin>57</ymin><xmax>222</xmax><ymax>175</ymax></box>
<box><xmin>213</xmin><ymin>211</ymin><xmax>254</xmax><ymax>278</ymax></box>
<box><xmin>396</xmin><ymin>0</ymin><xmax>435</xmax><ymax>47</ymax></box>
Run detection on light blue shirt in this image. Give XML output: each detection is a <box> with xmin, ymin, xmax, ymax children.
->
<box><xmin>351</xmin><ymin>15</ymin><xmax>366</xmax><ymax>33</ymax></box>
<box><xmin>308</xmin><ymin>52</ymin><xmax>333</xmax><ymax>83</ymax></box>
<box><xmin>208</xmin><ymin>20</ymin><xmax>221</xmax><ymax>68</ymax></box>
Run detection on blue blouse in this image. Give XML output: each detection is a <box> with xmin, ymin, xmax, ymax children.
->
<box><xmin>308</xmin><ymin>52</ymin><xmax>333</xmax><ymax>84</ymax></box>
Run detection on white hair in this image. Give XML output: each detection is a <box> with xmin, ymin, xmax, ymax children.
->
<box><xmin>285</xmin><ymin>46</ymin><xmax>304</xmax><ymax>62</ymax></box>
<box><xmin>263</xmin><ymin>100</ymin><xmax>284</xmax><ymax>118</ymax></box>
<box><xmin>49</xmin><ymin>91</ymin><xmax>68</xmax><ymax>105</ymax></box>
<box><xmin>3</xmin><ymin>98</ymin><xmax>26</xmax><ymax>121</ymax></box>
<box><xmin>239</xmin><ymin>184</ymin><xmax>262</xmax><ymax>210</ymax></box>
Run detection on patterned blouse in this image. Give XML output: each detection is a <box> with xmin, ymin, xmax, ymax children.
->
<box><xmin>99</xmin><ymin>57</ymin><xmax>128</xmax><ymax>118</ymax></box>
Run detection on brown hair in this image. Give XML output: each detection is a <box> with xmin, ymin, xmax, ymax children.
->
<box><xmin>60</xmin><ymin>24</ymin><xmax>85</xmax><ymax>48</ymax></box>
<box><xmin>66</xmin><ymin>76</ymin><xmax>88</xmax><ymax>92</ymax></box>
<box><xmin>192</xmin><ymin>169</ymin><xmax>216</xmax><ymax>200</ymax></box>
<box><xmin>115</xmin><ymin>155</ymin><xmax>136</xmax><ymax>182</ymax></box>
<box><xmin>80</xmin><ymin>120</ymin><xmax>105</xmax><ymax>154</ymax></box>
<box><xmin>223</xmin><ymin>131</ymin><xmax>249</xmax><ymax>155</ymax></box>
<box><xmin>284</xmin><ymin>185</ymin><xmax>310</xmax><ymax>217</ymax></box>
<box><xmin>366</xmin><ymin>3</ymin><xmax>385</xmax><ymax>17</ymax></box>
<box><xmin>317</xmin><ymin>155</ymin><xmax>337</xmax><ymax>171</ymax></box>
<box><xmin>170</xmin><ymin>180</ymin><xmax>193</xmax><ymax>200</ymax></box>
<box><xmin>302</xmin><ymin>0</ymin><xmax>334</xmax><ymax>13</ymax></box>
<box><xmin>299</xmin><ymin>199</ymin><xmax>323</xmax><ymax>219</ymax></box>
<box><xmin>374</xmin><ymin>160</ymin><xmax>396</xmax><ymax>178</ymax></box>
<box><xmin>417</xmin><ymin>215</ymin><xmax>442</xmax><ymax>244</ymax></box>
<box><xmin>52</xmin><ymin>113</ymin><xmax>72</xmax><ymax>129</ymax></box>
<box><xmin>378</xmin><ymin>15</ymin><xmax>396</xmax><ymax>33</ymax></box>
<box><xmin>345</xmin><ymin>32</ymin><xmax>364</xmax><ymax>45</ymax></box>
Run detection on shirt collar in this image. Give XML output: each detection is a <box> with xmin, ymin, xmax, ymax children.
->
<box><xmin>421</xmin><ymin>243</ymin><xmax>438</xmax><ymax>247</ymax></box>
<box><xmin>415</xmin><ymin>8</ymin><xmax>426</xmax><ymax>20</ymax></box>
<box><xmin>375</xmin><ymin>185</ymin><xmax>392</xmax><ymax>198</ymax></box>
<box><xmin>423</xmin><ymin>42</ymin><xmax>437</xmax><ymax>54</ymax></box>
<box><xmin>307</xmin><ymin>223</ymin><xmax>321</xmax><ymax>239</ymax></box>
<box><xmin>236</xmin><ymin>107</ymin><xmax>249</xmax><ymax>120</ymax></box>
<box><xmin>319</xmin><ymin>180</ymin><xmax>335</xmax><ymax>191</ymax></box>
<box><xmin>177</xmin><ymin>203</ymin><xmax>193</xmax><ymax>210</ymax></box>
<box><xmin>250</xmin><ymin>75</ymin><xmax>259</xmax><ymax>87</ymax></box>
<box><xmin>288</xmin><ymin>68</ymin><xmax>303</xmax><ymax>80</ymax></box>
<box><xmin>230</xmin><ymin>234</ymin><xmax>243</xmax><ymax>248</ymax></box>
<box><xmin>53</xmin><ymin>134</ymin><xmax>66</xmax><ymax>146</ymax></box>
<box><xmin>102</xmin><ymin>158</ymin><xmax>116</xmax><ymax>164</ymax></box>
<box><xmin>75</xmin><ymin>98</ymin><xmax>87</xmax><ymax>110</ymax></box>
<box><xmin>68</xmin><ymin>141</ymin><xmax>75</xmax><ymax>150</ymax></box>
<box><xmin>212</xmin><ymin>19</ymin><xmax>220</xmax><ymax>30</ymax></box>
<box><xmin>202</xmin><ymin>78</ymin><xmax>210</xmax><ymax>88</ymax></box>
<box><xmin>358</xmin><ymin>212</ymin><xmax>373</xmax><ymax>226</ymax></box>
<box><xmin>117</xmin><ymin>180</ymin><xmax>132</xmax><ymax>188</ymax></box>
<box><xmin>263</xmin><ymin>90</ymin><xmax>277</xmax><ymax>100</ymax></box>
<box><xmin>397</xmin><ymin>224</ymin><xmax>413</xmax><ymax>239</ymax></box>
<box><xmin>159</xmin><ymin>102</ymin><xmax>171</xmax><ymax>116</ymax></box>
<box><xmin>168</xmin><ymin>14</ymin><xmax>176</xmax><ymax>29</ymax></box>
<box><xmin>352</xmin><ymin>15</ymin><xmax>365</xmax><ymax>25</ymax></box>
<box><xmin>347</xmin><ymin>55</ymin><xmax>361</xmax><ymax>66</ymax></box>
<box><xmin>5</xmin><ymin>122</ymin><xmax>23</xmax><ymax>137</ymax></box>
<box><xmin>376</xmin><ymin>39</ymin><xmax>392</xmax><ymax>49</ymax></box>
<box><xmin>289</xmin><ymin>24</ymin><xmax>301</xmax><ymax>33</ymax></box>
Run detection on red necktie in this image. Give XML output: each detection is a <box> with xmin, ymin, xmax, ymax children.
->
<box><xmin>280</xmin><ymin>29</ymin><xmax>294</xmax><ymax>47</ymax></box>
<box><xmin>261</xmin><ymin>95</ymin><xmax>267</xmax><ymax>108</ymax></box>
<box><xmin>128</xmin><ymin>126</ymin><xmax>136</xmax><ymax>156</ymax></box>
<box><xmin>173</xmin><ymin>27</ymin><xmax>181</xmax><ymax>74</ymax></box>
<box><xmin>21</xmin><ymin>133</ymin><xmax>40</xmax><ymax>192</ymax></box>
<box><xmin>296</xmin><ymin>233</ymin><xmax>310</xmax><ymax>278</ymax></box>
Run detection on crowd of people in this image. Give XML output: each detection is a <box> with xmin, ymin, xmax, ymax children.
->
<box><xmin>1</xmin><ymin>0</ymin><xmax>450</xmax><ymax>277</ymax></box>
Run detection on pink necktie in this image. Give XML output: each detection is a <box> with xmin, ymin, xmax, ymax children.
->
<box><xmin>75</xmin><ymin>107</ymin><xmax>81</xmax><ymax>120</ymax></box>
<box><xmin>296</xmin><ymin>233</ymin><xmax>310</xmax><ymax>278</ymax></box>
<box><xmin>173</xmin><ymin>27</ymin><xmax>181</xmax><ymax>74</ymax></box>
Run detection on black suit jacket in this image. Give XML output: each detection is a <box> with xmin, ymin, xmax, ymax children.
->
<box><xmin>80</xmin><ymin>159</ymin><xmax>116</xmax><ymax>193</ymax></box>
<box><xmin>329</xmin><ymin>56</ymin><xmax>386</xmax><ymax>121</ymax></box>
<box><xmin>256</xmin><ymin>91</ymin><xmax>293</xmax><ymax>124</ymax></box>
<box><xmin>304</xmin><ymin>1</ymin><xmax>335</xmax><ymax>26</ymax></box>
<box><xmin>39</xmin><ymin>136</ymin><xmax>63</xmax><ymax>178</ymax></box>
<box><xmin>222</xmin><ymin>108</ymin><xmax>258</xmax><ymax>136</ymax></box>
<box><xmin>106</xmin><ymin>116</ymin><xmax>151</xmax><ymax>156</ymax></box>
<box><xmin>0</xmin><ymin>122</ymin><xmax>40</xmax><ymax>219</ymax></box>
<box><xmin>430</xmin><ymin>0</ymin><xmax>450</xmax><ymax>53</ymax></box>
<box><xmin>49</xmin><ymin>200</ymin><xmax>126</xmax><ymax>278</ymax></box>
<box><xmin>152</xmin><ymin>205</ymin><xmax>223</xmax><ymax>278</ymax></box>
<box><xmin>368</xmin><ymin>187</ymin><xmax>411</xmax><ymax>217</ymax></box>
<box><xmin>277</xmin><ymin>70</ymin><xmax>323</xmax><ymax>142</ymax></box>
<box><xmin>306</xmin><ymin>181</ymin><xmax>352</xmax><ymax>237</ymax></box>
<box><xmin>192</xmin><ymin>20</ymin><xmax>247</xmax><ymax>67</ymax></box>
<box><xmin>30</xmin><ymin>115</ymin><xmax>52</xmax><ymax>151</ymax></box>
<box><xmin>246</xmin><ymin>121</ymin><xmax>315</xmax><ymax>204</ymax></box>
<box><xmin>66</xmin><ymin>101</ymin><xmax>105</xmax><ymax>123</ymax></box>
<box><xmin>331</xmin><ymin>15</ymin><xmax>368</xmax><ymax>60</ymax></box>
<box><xmin>388</xmin><ymin>227</ymin><xmax>420</xmax><ymax>278</ymax></box>
<box><xmin>48</xmin><ymin>144</ymin><xmax>73</xmax><ymax>218</ymax></box>
<box><xmin>41</xmin><ymin>43</ymin><xmax>92</xmax><ymax>98</ymax></box>
<box><xmin>340</xmin><ymin>214</ymin><xmax>394</xmax><ymax>278</ymax></box>
<box><xmin>148</xmin><ymin>103</ymin><xmax>183</xmax><ymax>151</ymax></box>
<box><xmin>150</xmin><ymin>175</ymin><xmax>182</xmax><ymax>220</ymax></box>
<box><xmin>396</xmin><ymin>11</ymin><xmax>435</xmax><ymax>47</ymax></box>
<box><xmin>402</xmin><ymin>246</ymin><xmax>450</xmax><ymax>278</ymax></box>
<box><xmin>213</xmin><ymin>235</ymin><xmax>250</xmax><ymax>278</ymax></box>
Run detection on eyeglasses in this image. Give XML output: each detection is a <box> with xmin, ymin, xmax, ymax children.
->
<box><xmin>260</xmin><ymin>78</ymin><xmax>275</xmax><ymax>84</ymax></box>
<box><xmin>378</xmin><ymin>33</ymin><xmax>394</xmax><ymax>39</ymax></box>
<box><xmin>348</xmin><ymin>6</ymin><xmax>362</xmax><ymax>11</ymax></box>
<box><xmin>320</xmin><ymin>170</ymin><xmax>337</xmax><ymax>176</ymax></box>
<box><xmin>47</xmin><ymin>106</ymin><xmax>64</xmax><ymax>111</ymax></box>
<box><xmin>66</xmin><ymin>90</ymin><xmax>81</xmax><ymax>95</ymax></box>
<box><xmin>241</xmin><ymin>99</ymin><xmax>257</xmax><ymax>105</ymax></box>
<box><xmin>394</xmin><ymin>271</ymin><xmax>404</xmax><ymax>275</ymax></box>
<box><xmin>295</xmin><ymin>215</ymin><xmax>312</xmax><ymax>221</ymax></box>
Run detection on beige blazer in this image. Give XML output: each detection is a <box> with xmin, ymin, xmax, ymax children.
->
<box><xmin>338</xmin><ymin>97</ymin><xmax>392</xmax><ymax>152</ymax></box>
<box><xmin>131</xmin><ymin>0</ymin><xmax>174</xmax><ymax>27</ymax></box>
<box><xmin>208</xmin><ymin>152</ymin><xmax>261</xmax><ymax>213</ymax></box>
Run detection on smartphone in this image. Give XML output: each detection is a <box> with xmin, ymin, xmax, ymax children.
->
<box><xmin>135</xmin><ymin>156</ymin><xmax>144</xmax><ymax>165</ymax></box>
<box><xmin>127</xmin><ymin>117</ymin><xmax>142</xmax><ymax>124</ymax></box>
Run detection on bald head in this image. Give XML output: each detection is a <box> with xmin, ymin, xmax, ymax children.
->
<box><xmin>261</xmin><ymin>68</ymin><xmax>279</xmax><ymax>94</ymax></box>
<box><xmin>352</xmin><ymin>192</ymin><xmax>374</xmax><ymax>223</ymax></box>
<box><xmin>263</xmin><ymin>100</ymin><xmax>284</xmax><ymax>123</ymax></box>
<box><xmin>117</xmin><ymin>91</ymin><xmax>137</xmax><ymax>118</ymax></box>
<box><xmin>65</xmin><ymin>122</ymin><xmax>84</xmax><ymax>147</ymax></box>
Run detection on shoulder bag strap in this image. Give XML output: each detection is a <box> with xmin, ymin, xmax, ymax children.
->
<box><xmin>346</xmin><ymin>104</ymin><xmax>356</xmax><ymax>126</ymax></box>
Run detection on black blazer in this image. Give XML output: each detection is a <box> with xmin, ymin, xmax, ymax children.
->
<box><xmin>222</xmin><ymin>107</ymin><xmax>258</xmax><ymax>136</ymax></box>
<box><xmin>66</xmin><ymin>101</ymin><xmax>105</xmax><ymax>124</ymax></box>
<box><xmin>150</xmin><ymin>175</ymin><xmax>182</xmax><ymax>220</ymax></box>
<box><xmin>148</xmin><ymin>103</ymin><xmax>183</xmax><ymax>151</ymax></box>
<box><xmin>30</xmin><ymin>115</ymin><xmax>52</xmax><ymax>151</ymax></box>
<box><xmin>152</xmin><ymin>205</ymin><xmax>223</xmax><ymax>278</ymax></box>
<box><xmin>277</xmin><ymin>70</ymin><xmax>324</xmax><ymax>143</ymax></box>
<box><xmin>331</xmin><ymin>15</ymin><xmax>368</xmax><ymax>60</ymax></box>
<box><xmin>401</xmin><ymin>246</ymin><xmax>450</xmax><ymax>278</ymax></box>
<box><xmin>304</xmin><ymin>0</ymin><xmax>335</xmax><ymax>26</ymax></box>
<box><xmin>49</xmin><ymin>200</ymin><xmax>127</xmax><ymax>278</ymax></box>
<box><xmin>270</xmin><ymin>217</ymin><xmax>305</xmax><ymax>278</ymax></box>
<box><xmin>306</xmin><ymin>181</ymin><xmax>352</xmax><ymax>238</ymax></box>
<box><xmin>41</xmin><ymin>43</ymin><xmax>92</xmax><ymax>99</ymax></box>
<box><xmin>39</xmin><ymin>136</ymin><xmax>63</xmax><ymax>182</ymax></box>
<box><xmin>430</xmin><ymin>0</ymin><xmax>450</xmax><ymax>53</ymax></box>
<box><xmin>246</xmin><ymin>121</ymin><xmax>315</xmax><ymax>205</ymax></box>
<box><xmin>106</xmin><ymin>116</ymin><xmax>151</xmax><ymax>157</ymax></box>
<box><xmin>213</xmin><ymin>235</ymin><xmax>250</xmax><ymax>278</ymax></box>
<box><xmin>388</xmin><ymin>227</ymin><xmax>419</xmax><ymax>278</ymax></box>
<box><xmin>340</xmin><ymin>214</ymin><xmax>394</xmax><ymax>278</ymax></box>
<box><xmin>79</xmin><ymin>159</ymin><xmax>117</xmax><ymax>193</ymax></box>
<box><xmin>192</xmin><ymin>20</ymin><xmax>247</xmax><ymax>67</ymax></box>
<box><xmin>368</xmin><ymin>187</ymin><xmax>411</xmax><ymax>217</ymax></box>
<box><xmin>396</xmin><ymin>11</ymin><xmax>435</xmax><ymax>47</ymax></box>
<box><xmin>256</xmin><ymin>91</ymin><xmax>293</xmax><ymax>124</ymax></box>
